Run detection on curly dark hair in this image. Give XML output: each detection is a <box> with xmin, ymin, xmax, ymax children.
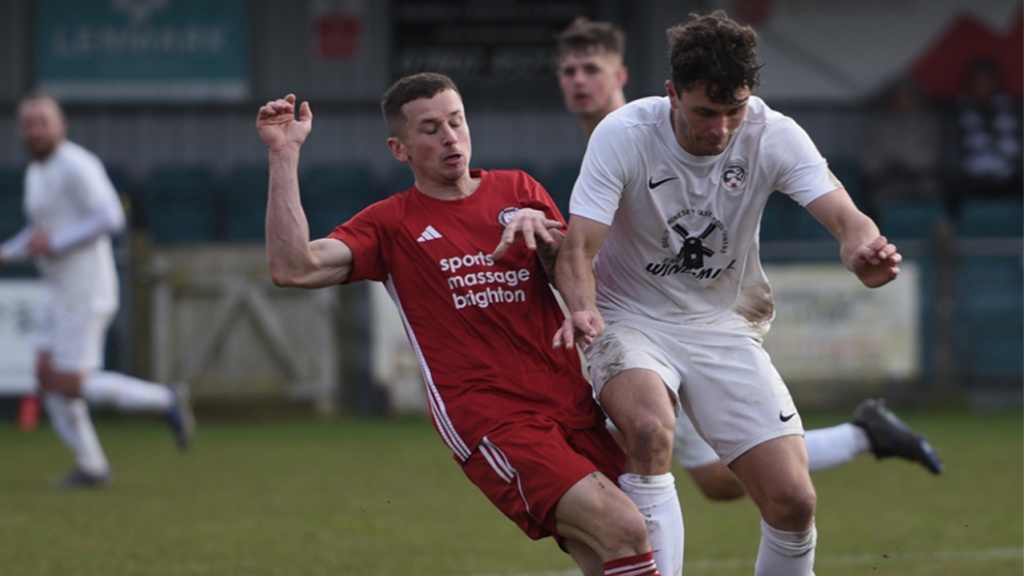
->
<box><xmin>381</xmin><ymin>72</ymin><xmax>460</xmax><ymax>137</ymax></box>
<box><xmin>666</xmin><ymin>11</ymin><xmax>763</xmax><ymax>104</ymax></box>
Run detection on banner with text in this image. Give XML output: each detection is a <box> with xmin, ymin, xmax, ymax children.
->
<box><xmin>35</xmin><ymin>0</ymin><xmax>248</xmax><ymax>102</ymax></box>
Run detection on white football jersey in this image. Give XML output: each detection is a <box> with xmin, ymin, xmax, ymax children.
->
<box><xmin>23</xmin><ymin>141</ymin><xmax>121</xmax><ymax>313</ymax></box>
<box><xmin>570</xmin><ymin>95</ymin><xmax>840</xmax><ymax>340</ymax></box>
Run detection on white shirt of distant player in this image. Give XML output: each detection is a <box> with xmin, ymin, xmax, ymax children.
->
<box><xmin>570</xmin><ymin>95</ymin><xmax>841</xmax><ymax>341</ymax></box>
<box><xmin>23</xmin><ymin>140</ymin><xmax>121</xmax><ymax>313</ymax></box>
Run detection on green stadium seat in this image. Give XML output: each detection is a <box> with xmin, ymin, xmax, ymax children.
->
<box><xmin>0</xmin><ymin>166</ymin><xmax>24</xmax><ymax>195</ymax></box>
<box><xmin>760</xmin><ymin>192</ymin><xmax>797</xmax><ymax>243</ymax></box>
<box><xmin>145</xmin><ymin>165</ymin><xmax>221</xmax><ymax>245</ymax></box>
<box><xmin>537</xmin><ymin>161</ymin><xmax>580</xmax><ymax>220</ymax></box>
<box><xmin>877</xmin><ymin>198</ymin><xmax>949</xmax><ymax>240</ymax></box>
<box><xmin>384</xmin><ymin>166</ymin><xmax>415</xmax><ymax>196</ymax></box>
<box><xmin>301</xmin><ymin>164</ymin><xmax>378</xmax><ymax>238</ymax></box>
<box><xmin>470</xmin><ymin>158</ymin><xmax>539</xmax><ymax>180</ymax></box>
<box><xmin>953</xmin><ymin>256</ymin><xmax>1024</xmax><ymax>381</ymax></box>
<box><xmin>958</xmin><ymin>198</ymin><xmax>1024</xmax><ymax>237</ymax></box>
<box><xmin>791</xmin><ymin>205</ymin><xmax>834</xmax><ymax>242</ymax></box>
<box><xmin>827</xmin><ymin>157</ymin><xmax>864</xmax><ymax>207</ymax></box>
<box><xmin>224</xmin><ymin>165</ymin><xmax>268</xmax><ymax>242</ymax></box>
<box><xmin>0</xmin><ymin>166</ymin><xmax>25</xmax><ymax>240</ymax></box>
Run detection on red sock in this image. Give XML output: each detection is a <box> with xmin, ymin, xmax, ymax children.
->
<box><xmin>603</xmin><ymin>551</ymin><xmax>661</xmax><ymax>576</ymax></box>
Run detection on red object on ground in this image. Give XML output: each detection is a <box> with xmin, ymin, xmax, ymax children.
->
<box><xmin>18</xmin><ymin>394</ymin><xmax>39</xmax><ymax>432</ymax></box>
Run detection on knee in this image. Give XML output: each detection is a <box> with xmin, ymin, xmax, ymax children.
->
<box><xmin>763</xmin><ymin>484</ymin><xmax>816</xmax><ymax>530</ymax></box>
<box><xmin>36</xmin><ymin>365</ymin><xmax>82</xmax><ymax>397</ymax></box>
<box><xmin>558</xmin><ymin>478</ymin><xmax>653</xmax><ymax>559</ymax></box>
<box><xmin>625</xmin><ymin>416</ymin><xmax>675</xmax><ymax>461</ymax></box>
<box><xmin>35</xmin><ymin>355</ymin><xmax>52</xmax><ymax>391</ymax></box>
<box><xmin>600</xmin><ymin>500</ymin><xmax>651</xmax><ymax>555</ymax></box>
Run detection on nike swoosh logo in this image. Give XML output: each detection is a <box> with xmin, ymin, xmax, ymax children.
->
<box><xmin>779</xmin><ymin>411</ymin><xmax>797</xmax><ymax>422</ymax></box>
<box><xmin>648</xmin><ymin>176</ymin><xmax>678</xmax><ymax>189</ymax></box>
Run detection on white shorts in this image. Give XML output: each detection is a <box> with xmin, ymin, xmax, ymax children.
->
<box><xmin>32</xmin><ymin>288</ymin><xmax>115</xmax><ymax>372</ymax></box>
<box><xmin>673</xmin><ymin>411</ymin><xmax>721</xmax><ymax>469</ymax></box>
<box><xmin>585</xmin><ymin>320</ymin><xmax>803</xmax><ymax>465</ymax></box>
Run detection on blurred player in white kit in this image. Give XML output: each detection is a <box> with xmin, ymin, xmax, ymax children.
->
<box><xmin>0</xmin><ymin>93</ymin><xmax>195</xmax><ymax>488</ymax></box>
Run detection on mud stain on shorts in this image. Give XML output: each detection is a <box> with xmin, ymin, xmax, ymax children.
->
<box><xmin>588</xmin><ymin>330</ymin><xmax>629</xmax><ymax>383</ymax></box>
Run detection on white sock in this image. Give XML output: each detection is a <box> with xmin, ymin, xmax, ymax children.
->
<box><xmin>55</xmin><ymin>395</ymin><xmax>110</xmax><ymax>476</ymax></box>
<box><xmin>618</xmin><ymin>472</ymin><xmax>684</xmax><ymax>576</ymax></box>
<box><xmin>43</xmin><ymin>392</ymin><xmax>79</xmax><ymax>450</ymax></box>
<box><xmin>754</xmin><ymin>519</ymin><xmax>816</xmax><ymax>576</ymax></box>
<box><xmin>81</xmin><ymin>371</ymin><xmax>174</xmax><ymax>412</ymax></box>
<box><xmin>805</xmin><ymin>423</ymin><xmax>871</xmax><ymax>473</ymax></box>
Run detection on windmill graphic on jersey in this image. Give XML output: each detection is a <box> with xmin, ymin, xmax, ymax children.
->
<box><xmin>671</xmin><ymin>222</ymin><xmax>717</xmax><ymax>270</ymax></box>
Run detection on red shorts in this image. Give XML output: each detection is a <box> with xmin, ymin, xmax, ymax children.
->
<box><xmin>460</xmin><ymin>414</ymin><xmax>626</xmax><ymax>540</ymax></box>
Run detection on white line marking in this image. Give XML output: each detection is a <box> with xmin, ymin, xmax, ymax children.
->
<box><xmin>470</xmin><ymin>547</ymin><xmax>1023</xmax><ymax>576</ymax></box>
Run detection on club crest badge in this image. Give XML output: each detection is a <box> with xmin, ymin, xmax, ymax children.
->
<box><xmin>497</xmin><ymin>207</ymin><xmax>520</xmax><ymax>227</ymax></box>
<box><xmin>722</xmin><ymin>162</ymin><xmax>748</xmax><ymax>190</ymax></box>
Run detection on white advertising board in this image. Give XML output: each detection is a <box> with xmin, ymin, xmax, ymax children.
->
<box><xmin>0</xmin><ymin>279</ymin><xmax>43</xmax><ymax>395</ymax></box>
<box><xmin>763</xmin><ymin>261</ymin><xmax>920</xmax><ymax>383</ymax></box>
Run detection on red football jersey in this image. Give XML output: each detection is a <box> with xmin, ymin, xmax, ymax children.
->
<box><xmin>329</xmin><ymin>169</ymin><xmax>604</xmax><ymax>461</ymax></box>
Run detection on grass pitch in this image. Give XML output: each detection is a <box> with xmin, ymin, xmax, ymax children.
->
<box><xmin>0</xmin><ymin>408</ymin><xmax>1020</xmax><ymax>575</ymax></box>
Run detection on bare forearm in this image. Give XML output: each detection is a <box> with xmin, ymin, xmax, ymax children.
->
<box><xmin>554</xmin><ymin>247</ymin><xmax>598</xmax><ymax>314</ymax></box>
<box><xmin>265</xmin><ymin>148</ymin><xmax>314</xmax><ymax>285</ymax></box>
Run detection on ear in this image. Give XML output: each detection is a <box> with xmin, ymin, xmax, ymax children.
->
<box><xmin>618</xmin><ymin>64</ymin><xmax>629</xmax><ymax>89</ymax></box>
<box><xmin>387</xmin><ymin>136</ymin><xmax>408</xmax><ymax>163</ymax></box>
<box><xmin>665</xmin><ymin>80</ymin><xmax>679</xmax><ymax>109</ymax></box>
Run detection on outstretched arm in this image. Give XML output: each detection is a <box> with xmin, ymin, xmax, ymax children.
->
<box><xmin>257</xmin><ymin>94</ymin><xmax>353</xmax><ymax>288</ymax></box>
<box><xmin>35</xmin><ymin>196</ymin><xmax>125</xmax><ymax>256</ymax></box>
<box><xmin>552</xmin><ymin>215</ymin><xmax>610</xmax><ymax>348</ymax></box>
<box><xmin>805</xmin><ymin>189</ymin><xmax>902</xmax><ymax>288</ymax></box>
<box><xmin>0</xmin><ymin>227</ymin><xmax>31</xmax><ymax>265</ymax></box>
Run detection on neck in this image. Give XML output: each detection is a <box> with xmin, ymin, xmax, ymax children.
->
<box><xmin>415</xmin><ymin>171</ymin><xmax>480</xmax><ymax>200</ymax></box>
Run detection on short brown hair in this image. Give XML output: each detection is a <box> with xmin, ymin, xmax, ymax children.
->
<box><xmin>380</xmin><ymin>72</ymin><xmax>460</xmax><ymax>137</ymax></box>
<box><xmin>666</xmin><ymin>11</ymin><xmax>763</xmax><ymax>104</ymax></box>
<box><xmin>556</xmin><ymin>17</ymin><xmax>626</xmax><ymax>59</ymax></box>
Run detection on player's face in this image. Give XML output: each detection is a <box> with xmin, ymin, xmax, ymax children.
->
<box><xmin>392</xmin><ymin>89</ymin><xmax>472</xmax><ymax>184</ymax></box>
<box><xmin>667</xmin><ymin>82</ymin><xmax>750</xmax><ymax>156</ymax></box>
<box><xmin>558</xmin><ymin>49</ymin><xmax>626</xmax><ymax>119</ymax></box>
<box><xmin>19</xmin><ymin>98</ymin><xmax>66</xmax><ymax>160</ymax></box>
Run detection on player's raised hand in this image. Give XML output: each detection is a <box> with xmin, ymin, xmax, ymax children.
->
<box><xmin>27</xmin><ymin>229</ymin><xmax>51</xmax><ymax>256</ymax></box>
<box><xmin>256</xmin><ymin>94</ymin><xmax>312</xmax><ymax>152</ymax></box>
<box><xmin>491</xmin><ymin>208</ymin><xmax>564</xmax><ymax>260</ymax></box>
<box><xmin>553</xmin><ymin>309</ymin><xmax>605</xmax><ymax>349</ymax></box>
<box><xmin>850</xmin><ymin>235</ymin><xmax>901</xmax><ymax>288</ymax></box>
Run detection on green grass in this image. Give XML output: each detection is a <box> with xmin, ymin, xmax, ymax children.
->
<box><xmin>0</xmin><ymin>409</ymin><xmax>1020</xmax><ymax>575</ymax></box>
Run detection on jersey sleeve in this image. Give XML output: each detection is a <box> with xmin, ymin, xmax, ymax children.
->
<box><xmin>569</xmin><ymin>117</ymin><xmax>636</xmax><ymax>225</ymax></box>
<box><xmin>764</xmin><ymin>117</ymin><xmax>839</xmax><ymax>207</ymax></box>
<box><xmin>72</xmin><ymin>152</ymin><xmax>122</xmax><ymax>215</ymax></box>
<box><xmin>327</xmin><ymin>199</ymin><xmax>399</xmax><ymax>283</ymax></box>
<box><xmin>50</xmin><ymin>151</ymin><xmax>126</xmax><ymax>253</ymax></box>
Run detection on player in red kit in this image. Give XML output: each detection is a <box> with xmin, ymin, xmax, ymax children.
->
<box><xmin>256</xmin><ymin>72</ymin><xmax>661</xmax><ymax>576</ymax></box>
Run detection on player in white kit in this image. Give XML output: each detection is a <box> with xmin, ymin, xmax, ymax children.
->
<box><xmin>553</xmin><ymin>17</ymin><xmax>942</xmax><ymax>510</ymax></box>
<box><xmin>0</xmin><ymin>93</ymin><xmax>195</xmax><ymax>488</ymax></box>
<box><xmin>554</xmin><ymin>12</ymin><xmax>909</xmax><ymax>575</ymax></box>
